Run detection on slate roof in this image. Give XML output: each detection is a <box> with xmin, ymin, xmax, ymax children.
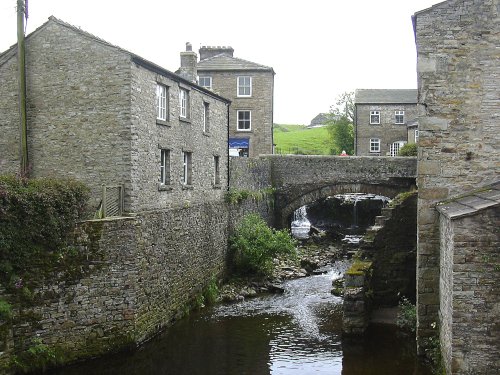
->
<box><xmin>436</xmin><ymin>181</ymin><xmax>500</xmax><ymax>219</ymax></box>
<box><xmin>197</xmin><ymin>54</ymin><xmax>274</xmax><ymax>73</ymax></box>
<box><xmin>354</xmin><ymin>89</ymin><xmax>418</xmax><ymax>104</ymax></box>
<box><xmin>0</xmin><ymin>16</ymin><xmax>230</xmax><ymax>103</ymax></box>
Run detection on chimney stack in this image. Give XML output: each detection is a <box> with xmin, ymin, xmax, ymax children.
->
<box><xmin>199</xmin><ymin>46</ymin><xmax>234</xmax><ymax>61</ymax></box>
<box><xmin>178</xmin><ymin>42</ymin><xmax>197</xmax><ymax>83</ymax></box>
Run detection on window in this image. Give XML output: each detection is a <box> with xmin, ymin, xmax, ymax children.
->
<box><xmin>213</xmin><ymin>155</ymin><xmax>220</xmax><ymax>186</ymax></box>
<box><xmin>182</xmin><ymin>151</ymin><xmax>192</xmax><ymax>185</ymax></box>
<box><xmin>370</xmin><ymin>138</ymin><xmax>380</xmax><ymax>153</ymax></box>
<box><xmin>415</xmin><ymin>130</ymin><xmax>419</xmax><ymax>143</ymax></box>
<box><xmin>390</xmin><ymin>141</ymin><xmax>407</xmax><ymax>157</ymax></box>
<box><xmin>370</xmin><ymin>111</ymin><xmax>380</xmax><ymax>124</ymax></box>
<box><xmin>395</xmin><ymin>110</ymin><xmax>405</xmax><ymax>124</ymax></box>
<box><xmin>203</xmin><ymin>102</ymin><xmax>209</xmax><ymax>133</ymax></box>
<box><xmin>160</xmin><ymin>149</ymin><xmax>170</xmax><ymax>185</ymax></box>
<box><xmin>199</xmin><ymin>76</ymin><xmax>212</xmax><ymax>90</ymax></box>
<box><xmin>156</xmin><ymin>84</ymin><xmax>168</xmax><ymax>121</ymax></box>
<box><xmin>179</xmin><ymin>88</ymin><xmax>189</xmax><ymax>118</ymax></box>
<box><xmin>237</xmin><ymin>76</ymin><xmax>252</xmax><ymax>97</ymax></box>
<box><xmin>237</xmin><ymin>110</ymin><xmax>251</xmax><ymax>131</ymax></box>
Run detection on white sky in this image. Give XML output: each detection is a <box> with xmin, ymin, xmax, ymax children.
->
<box><xmin>0</xmin><ymin>0</ymin><xmax>439</xmax><ymax>124</ymax></box>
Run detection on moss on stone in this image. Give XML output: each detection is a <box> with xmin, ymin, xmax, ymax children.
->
<box><xmin>346</xmin><ymin>260</ymin><xmax>372</xmax><ymax>276</ymax></box>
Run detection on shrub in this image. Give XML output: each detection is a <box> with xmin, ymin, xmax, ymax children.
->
<box><xmin>398</xmin><ymin>143</ymin><xmax>417</xmax><ymax>156</ymax></box>
<box><xmin>0</xmin><ymin>299</ymin><xmax>12</xmax><ymax>321</ymax></box>
<box><xmin>229</xmin><ymin>214</ymin><xmax>296</xmax><ymax>276</ymax></box>
<box><xmin>397</xmin><ymin>297</ymin><xmax>416</xmax><ymax>333</ymax></box>
<box><xmin>203</xmin><ymin>276</ymin><xmax>219</xmax><ymax>305</ymax></box>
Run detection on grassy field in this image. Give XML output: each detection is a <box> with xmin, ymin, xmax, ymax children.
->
<box><xmin>273</xmin><ymin>124</ymin><xmax>332</xmax><ymax>155</ymax></box>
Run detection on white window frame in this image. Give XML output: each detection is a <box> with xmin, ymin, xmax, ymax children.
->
<box><xmin>370</xmin><ymin>111</ymin><xmax>380</xmax><ymax>124</ymax></box>
<box><xmin>415</xmin><ymin>130</ymin><xmax>419</xmax><ymax>143</ymax></box>
<box><xmin>156</xmin><ymin>84</ymin><xmax>167</xmax><ymax>121</ymax></box>
<box><xmin>160</xmin><ymin>149</ymin><xmax>170</xmax><ymax>185</ymax></box>
<box><xmin>203</xmin><ymin>102</ymin><xmax>209</xmax><ymax>133</ymax></box>
<box><xmin>179</xmin><ymin>88</ymin><xmax>189</xmax><ymax>118</ymax></box>
<box><xmin>237</xmin><ymin>76</ymin><xmax>252</xmax><ymax>97</ymax></box>
<box><xmin>213</xmin><ymin>155</ymin><xmax>220</xmax><ymax>186</ymax></box>
<box><xmin>395</xmin><ymin>110</ymin><xmax>405</xmax><ymax>124</ymax></box>
<box><xmin>182</xmin><ymin>151</ymin><xmax>192</xmax><ymax>185</ymax></box>
<box><xmin>237</xmin><ymin>110</ymin><xmax>251</xmax><ymax>131</ymax></box>
<box><xmin>199</xmin><ymin>76</ymin><xmax>212</xmax><ymax>90</ymax></box>
<box><xmin>390</xmin><ymin>141</ymin><xmax>407</xmax><ymax>157</ymax></box>
<box><xmin>370</xmin><ymin>138</ymin><xmax>381</xmax><ymax>153</ymax></box>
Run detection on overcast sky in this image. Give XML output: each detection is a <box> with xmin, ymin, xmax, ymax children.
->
<box><xmin>0</xmin><ymin>0</ymin><xmax>440</xmax><ymax>124</ymax></box>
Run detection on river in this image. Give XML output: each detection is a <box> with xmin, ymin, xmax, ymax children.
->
<box><xmin>49</xmin><ymin>260</ymin><xmax>432</xmax><ymax>375</ymax></box>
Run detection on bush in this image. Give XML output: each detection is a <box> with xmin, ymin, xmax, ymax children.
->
<box><xmin>229</xmin><ymin>214</ymin><xmax>296</xmax><ymax>276</ymax></box>
<box><xmin>398</xmin><ymin>143</ymin><xmax>417</xmax><ymax>156</ymax></box>
<box><xmin>0</xmin><ymin>299</ymin><xmax>12</xmax><ymax>321</ymax></box>
<box><xmin>0</xmin><ymin>175</ymin><xmax>89</xmax><ymax>289</ymax></box>
<box><xmin>397</xmin><ymin>297</ymin><xmax>416</xmax><ymax>333</ymax></box>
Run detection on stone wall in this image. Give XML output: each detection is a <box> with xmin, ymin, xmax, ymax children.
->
<box><xmin>355</xmin><ymin>103</ymin><xmax>419</xmax><ymax>156</ymax></box>
<box><xmin>414</xmin><ymin>0</ymin><xmax>500</xmax><ymax>355</ymax></box>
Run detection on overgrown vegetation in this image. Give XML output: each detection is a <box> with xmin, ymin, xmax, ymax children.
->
<box><xmin>10</xmin><ymin>338</ymin><xmax>65</xmax><ymax>374</ymax></box>
<box><xmin>0</xmin><ymin>175</ymin><xmax>89</xmax><ymax>292</ymax></box>
<box><xmin>398</xmin><ymin>143</ymin><xmax>417</xmax><ymax>156</ymax></box>
<box><xmin>225</xmin><ymin>188</ymin><xmax>274</xmax><ymax>205</ymax></box>
<box><xmin>397</xmin><ymin>297</ymin><xmax>416</xmax><ymax>333</ymax></box>
<box><xmin>0</xmin><ymin>299</ymin><xmax>12</xmax><ymax>321</ymax></box>
<box><xmin>423</xmin><ymin>323</ymin><xmax>445</xmax><ymax>375</ymax></box>
<box><xmin>229</xmin><ymin>214</ymin><xmax>297</xmax><ymax>276</ymax></box>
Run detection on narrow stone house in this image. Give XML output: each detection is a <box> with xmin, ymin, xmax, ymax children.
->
<box><xmin>413</xmin><ymin>0</ymin><xmax>499</xmax><ymax>373</ymax></box>
<box><xmin>193</xmin><ymin>45</ymin><xmax>275</xmax><ymax>158</ymax></box>
<box><xmin>0</xmin><ymin>16</ymin><xmax>230</xmax><ymax>215</ymax></box>
<box><xmin>354</xmin><ymin>89</ymin><xmax>418</xmax><ymax>156</ymax></box>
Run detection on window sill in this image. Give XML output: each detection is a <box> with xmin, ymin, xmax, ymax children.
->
<box><xmin>158</xmin><ymin>184</ymin><xmax>173</xmax><ymax>191</ymax></box>
<box><xmin>179</xmin><ymin>117</ymin><xmax>191</xmax><ymax>124</ymax></box>
<box><xmin>369</xmin><ymin>123</ymin><xmax>381</xmax><ymax>125</ymax></box>
<box><xmin>236</xmin><ymin>95</ymin><xmax>252</xmax><ymax>98</ymax></box>
<box><xmin>156</xmin><ymin>119</ymin><xmax>170</xmax><ymax>126</ymax></box>
<box><xmin>236</xmin><ymin>129</ymin><xmax>252</xmax><ymax>132</ymax></box>
<box><xmin>182</xmin><ymin>184</ymin><xmax>194</xmax><ymax>190</ymax></box>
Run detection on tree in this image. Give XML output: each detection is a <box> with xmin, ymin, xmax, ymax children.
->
<box><xmin>327</xmin><ymin>92</ymin><xmax>354</xmax><ymax>155</ymax></box>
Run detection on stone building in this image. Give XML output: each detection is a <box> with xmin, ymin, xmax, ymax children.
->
<box><xmin>195</xmin><ymin>46</ymin><xmax>275</xmax><ymax>157</ymax></box>
<box><xmin>0</xmin><ymin>17</ymin><xmax>230</xmax><ymax>215</ymax></box>
<box><xmin>413</xmin><ymin>0</ymin><xmax>499</xmax><ymax>373</ymax></box>
<box><xmin>354</xmin><ymin>89</ymin><xmax>418</xmax><ymax>156</ymax></box>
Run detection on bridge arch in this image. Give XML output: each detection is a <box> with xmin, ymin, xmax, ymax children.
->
<box><xmin>277</xmin><ymin>182</ymin><xmax>413</xmax><ymax>228</ymax></box>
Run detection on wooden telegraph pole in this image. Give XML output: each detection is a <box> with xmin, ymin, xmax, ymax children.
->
<box><xmin>17</xmin><ymin>0</ymin><xmax>28</xmax><ymax>176</ymax></box>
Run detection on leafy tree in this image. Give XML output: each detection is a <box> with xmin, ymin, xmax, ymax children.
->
<box><xmin>326</xmin><ymin>91</ymin><xmax>355</xmax><ymax>155</ymax></box>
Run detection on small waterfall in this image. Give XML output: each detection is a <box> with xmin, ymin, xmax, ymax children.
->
<box><xmin>291</xmin><ymin>205</ymin><xmax>311</xmax><ymax>239</ymax></box>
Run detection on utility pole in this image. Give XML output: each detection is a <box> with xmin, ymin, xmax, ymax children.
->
<box><xmin>17</xmin><ymin>0</ymin><xmax>28</xmax><ymax>176</ymax></box>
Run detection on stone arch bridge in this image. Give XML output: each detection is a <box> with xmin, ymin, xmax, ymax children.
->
<box><xmin>250</xmin><ymin>155</ymin><xmax>417</xmax><ymax>227</ymax></box>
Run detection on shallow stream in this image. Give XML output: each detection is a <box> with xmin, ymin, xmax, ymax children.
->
<box><xmin>50</xmin><ymin>260</ymin><xmax>432</xmax><ymax>375</ymax></box>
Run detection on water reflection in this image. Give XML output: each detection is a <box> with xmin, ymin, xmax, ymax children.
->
<box><xmin>49</xmin><ymin>261</ymin><xmax>431</xmax><ymax>375</ymax></box>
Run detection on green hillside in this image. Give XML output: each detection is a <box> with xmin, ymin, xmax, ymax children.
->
<box><xmin>273</xmin><ymin>124</ymin><xmax>332</xmax><ymax>155</ymax></box>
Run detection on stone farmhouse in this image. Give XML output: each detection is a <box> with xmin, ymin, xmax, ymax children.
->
<box><xmin>354</xmin><ymin>89</ymin><xmax>418</xmax><ymax>156</ymax></box>
<box><xmin>191</xmin><ymin>45</ymin><xmax>275</xmax><ymax>158</ymax></box>
<box><xmin>414</xmin><ymin>0</ymin><xmax>499</xmax><ymax>373</ymax></box>
<box><xmin>0</xmin><ymin>17</ymin><xmax>230</xmax><ymax>215</ymax></box>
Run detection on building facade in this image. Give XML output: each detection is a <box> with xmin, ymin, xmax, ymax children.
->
<box><xmin>196</xmin><ymin>46</ymin><xmax>275</xmax><ymax>158</ymax></box>
<box><xmin>0</xmin><ymin>17</ymin><xmax>230</xmax><ymax>215</ymax></box>
<box><xmin>414</xmin><ymin>0</ymin><xmax>499</xmax><ymax>373</ymax></box>
<box><xmin>354</xmin><ymin>89</ymin><xmax>418</xmax><ymax>156</ymax></box>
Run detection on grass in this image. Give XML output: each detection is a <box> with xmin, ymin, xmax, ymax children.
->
<box><xmin>273</xmin><ymin>124</ymin><xmax>332</xmax><ymax>155</ymax></box>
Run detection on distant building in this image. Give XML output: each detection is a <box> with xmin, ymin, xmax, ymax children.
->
<box><xmin>354</xmin><ymin>89</ymin><xmax>418</xmax><ymax>156</ymax></box>
<box><xmin>195</xmin><ymin>46</ymin><xmax>275</xmax><ymax>157</ymax></box>
<box><xmin>0</xmin><ymin>17</ymin><xmax>230</xmax><ymax>215</ymax></box>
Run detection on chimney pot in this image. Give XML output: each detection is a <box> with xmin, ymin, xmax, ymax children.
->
<box><xmin>186</xmin><ymin>42</ymin><xmax>192</xmax><ymax>52</ymax></box>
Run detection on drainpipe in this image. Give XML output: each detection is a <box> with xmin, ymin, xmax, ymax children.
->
<box><xmin>17</xmin><ymin>0</ymin><xmax>28</xmax><ymax>176</ymax></box>
<box><xmin>226</xmin><ymin>103</ymin><xmax>230</xmax><ymax>191</ymax></box>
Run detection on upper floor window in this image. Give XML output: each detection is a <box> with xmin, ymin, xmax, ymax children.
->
<box><xmin>237</xmin><ymin>76</ymin><xmax>252</xmax><ymax>97</ymax></box>
<box><xmin>182</xmin><ymin>151</ymin><xmax>193</xmax><ymax>185</ymax></box>
<box><xmin>160</xmin><ymin>149</ymin><xmax>171</xmax><ymax>185</ymax></box>
<box><xmin>370</xmin><ymin>138</ymin><xmax>380</xmax><ymax>153</ymax></box>
<box><xmin>203</xmin><ymin>102</ymin><xmax>210</xmax><ymax>133</ymax></box>
<box><xmin>415</xmin><ymin>130</ymin><xmax>419</xmax><ymax>143</ymax></box>
<box><xmin>156</xmin><ymin>84</ymin><xmax>168</xmax><ymax>121</ymax></box>
<box><xmin>237</xmin><ymin>110</ymin><xmax>251</xmax><ymax>131</ymax></box>
<box><xmin>370</xmin><ymin>111</ymin><xmax>380</xmax><ymax>124</ymax></box>
<box><xmin>395</xmin><ymin>110</ymin><xmax>405</xmax><ymax>124</ymax></box>
<box><xmin>199</xmin><ymin>76</ymin><xmax>212</xmax><ymax>90</ymax></box>
<box><xmin>179</xmin><ymin>88</ymin><xmax>189</xmax><ymax>119</ymax></box>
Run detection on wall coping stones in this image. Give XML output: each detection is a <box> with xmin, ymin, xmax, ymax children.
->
<box><xmin>437</xmin><ymin>181</ymin><xmax>500</xmax><ymax>219</ymax></box>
